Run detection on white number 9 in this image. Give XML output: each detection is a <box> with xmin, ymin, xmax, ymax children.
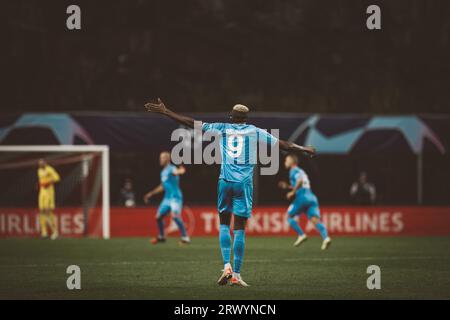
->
<box><xmin>226</xmin><ymin>134</ymin><xmax>244</xmax><ymax>158</ymax></box>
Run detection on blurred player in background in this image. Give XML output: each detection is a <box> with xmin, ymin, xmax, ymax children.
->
<box><xmin>144</xmin><ymin>99</ymin><xmax>315</xmax><ymax>287</ymax></box>
<box><xmin>37</xmin><ymin>159</ymin><xmax>60</xmax><ymax>240</ymax></box>
<box><xmin>144</xmin><ymin>151</ymin><xmax>191</xmax><ymax>245</ymax></box>
<box><xmin>278</xmin><ymin>154</ymin><xmax>331</xmax><ymax>249</ymax></box>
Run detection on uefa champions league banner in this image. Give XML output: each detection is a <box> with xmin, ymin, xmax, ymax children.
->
<box><xmin>1</xmin><ymin>206</ymin><xmax>450</xmax><ymax>237</ymax></box>
<box><xmin>0</xmin><ymin>113</ymin><xmax>449</xmax><ymax>154</ymax></box>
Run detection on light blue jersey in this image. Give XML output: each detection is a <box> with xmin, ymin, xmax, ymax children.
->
<box><xmin>161</xmin><ymin>164</ymin><xmax>182</xmax><ymax>200</ymax></box>
<box><xmin>202</xmin><ymin>122</ymin><xmax>278</xmax><ymax>217</ymax></box>
<box><xmin>202</xmin><ymin>122</ymin><xmax>278</xmax><ymax>183</ymax></box>
<box><xmin>287</xmin><ymin>166</ymin><xmax>320</xmax><ymax>218</ymax></box>
<box><xmin>289</xmin><ymin>166</ymin><xmax>311</xmax><ymax>193</ymax></box>
<box><xmin>158</xmin><ymin>164</ymin><xmax>183</xmax><ymax>216</ymax></box>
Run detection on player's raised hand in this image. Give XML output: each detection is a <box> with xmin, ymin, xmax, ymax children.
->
<box><xmin>278</xmin><ymin>181</ymin><xmax>290</xmax><ymax>190</ymax></box>
<box><xmin>302</xmin><ymin>145</ymin><xmax>316</xmax><ymax>157</ymax></box>
<box><xmin>144</xmin><ymin>98</ymin><xmax>167</xmax><ymax>114</ymax></box>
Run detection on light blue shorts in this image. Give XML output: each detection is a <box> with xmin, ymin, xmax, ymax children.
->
<box><xmin>217</xmin><ymin>179</ymin><xmax>253</xmax><ymax>218</ymax></box>
<box><xmin>157</xmin><ymin>198</ymin><xmax>183</xmax><ymax>217</ymax></box>
<box><xmin>287</xmin><ymin>191</ymin><xmax>320</xmax><ymax>219</ymax></box>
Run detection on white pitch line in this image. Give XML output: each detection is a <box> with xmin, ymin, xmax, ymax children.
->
<box><xmin>0</xmin><ymin>256</ymin><xmax>448</xmax><ymax>269</ymax></box>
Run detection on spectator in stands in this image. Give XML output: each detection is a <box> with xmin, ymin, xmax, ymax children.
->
<box><xmin>350</xmin><ymin>172</ymin><xmax>376</xmax><ymax>205</ymax></box>
<box><xmin>119</xmin><ymin>178</ymin><xmax>136</xmax><ymax>207</ymax></box>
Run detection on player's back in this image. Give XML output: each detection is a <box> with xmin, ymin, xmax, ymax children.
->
<box><xmin>202</xmin><ymin>122</ymin><xmax>278</xmax><ymax>183</ymax></box>
<box><xmin>290</xmin><ymin>166</ymin><xmax>313</xmax><ymax>194</ymax></box>
<box><xmin>160</xmin><ymin>164</ymin><xmax>182</xmax><ymax>200</ymax></box>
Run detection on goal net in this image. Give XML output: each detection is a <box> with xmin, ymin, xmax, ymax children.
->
<box><xmin>0</xmin><ymin>146</ymin><xmax>110</xmax><ymax>239</ymax></box>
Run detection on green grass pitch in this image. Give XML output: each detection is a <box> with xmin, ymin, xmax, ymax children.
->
<box><xmin>1</xmin><ymin>236</ymin><xmax>449</xmax><ymax>299</ymax></box>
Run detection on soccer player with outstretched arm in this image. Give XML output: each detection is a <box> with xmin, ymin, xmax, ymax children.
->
<box><xmin>144</xmin><ymin>151</ymin><xmax>191</xmax><ymax>245</ymax></box>
<box><xmin>144</xmin><ymin>98</ymin><xmax>315</xmax><ymax>287</ymax></box>
<box><xmin>278</xmin><ymin>154</ymin><xmax>331</xmax><ymax>249</ymax></box>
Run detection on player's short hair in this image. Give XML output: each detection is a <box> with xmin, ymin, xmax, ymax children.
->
<box><xmin>160</xmin><ymin>151</ymin><xmax>170</xmax><ymax>158</ymax></box>
<box><xmin>230</xmin><ymin>104</ymin><xmax>249</xmax><ymax>122</ymax></box>
<box><xmin>287</xmin><ymin>154</ymin><xmax>298</xmax><ymax>164</ymax></box>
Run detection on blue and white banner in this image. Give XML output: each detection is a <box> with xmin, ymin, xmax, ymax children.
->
<box><xmin>0</xmin><ymin>113</ymin><xmax>448</xmax><ymax>155</ymax></box>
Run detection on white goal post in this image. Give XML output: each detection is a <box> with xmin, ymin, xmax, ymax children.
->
<box><xmin>0</xmin><ymin>145</ymin><xmax>110</xmax><ymax>239</ymax></box>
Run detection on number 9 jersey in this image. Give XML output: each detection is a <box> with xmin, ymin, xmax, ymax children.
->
<box><xmin>202</xmin><ymin>122</ymin><xmax>278</xmax><ymax>217</ymax></box>
<box><xmin>202</xmin><ymin>122</ymin><xmax>278</xmax><ymax>184</ymax></box>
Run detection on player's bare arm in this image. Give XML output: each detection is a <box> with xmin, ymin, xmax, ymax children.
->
<box><xmin>144</xmin><ymin>98</ymin><xmax>197</xmax><ymax>129</ymax></box>
<box><xmin>173</xmin><ymin>166</ymin><xmax>186</xmax><ymax>176</ymax></box>
<box><xmin>278</xmin><ymin>181</ymin><xmax>292</xmax><ymax>190</ymax></box>
<box><xmin>143</xmin><ymin>184</ymin><xmax>164</xmax><ymax>203</ymax></box>
<box><xmin>287</xmin><ymin>179</ymin><xmax>303</xmax><ymax>200</ymax></box>
<box><xmin>278</xmin><ymin>140</ymin><xmax>316</xmax><ymax>157</ymax></box>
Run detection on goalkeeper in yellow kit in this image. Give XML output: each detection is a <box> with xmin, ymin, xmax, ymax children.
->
<box><xmin>37</xmin><ymin>159</ymin><xmax>60</xmax><ymax>239</ymax></box>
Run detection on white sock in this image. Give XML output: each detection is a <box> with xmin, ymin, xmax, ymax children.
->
<box><xmin>233</xmin><ymin>272</ymin><xmax>241</xmax><ymax>279</ymax></box>
<box><xmin>224</xmin><ymin>262</ymin><xmax>231</xmax><ymax>270</ymax></box>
